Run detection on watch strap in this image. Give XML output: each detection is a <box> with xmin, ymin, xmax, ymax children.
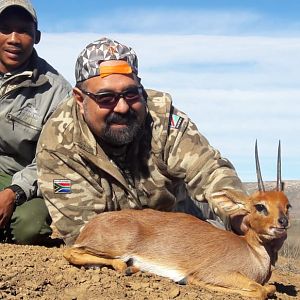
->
<box><xmin>7</xmin><ymin>185</ymin><xmax>27</xmax><ymax>206</ymax></box>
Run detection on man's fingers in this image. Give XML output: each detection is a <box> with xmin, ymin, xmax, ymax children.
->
<box><xmin>0</xmin><ymin>212</ymin><xmax>10</xmax><ymax>228</ymax></box>
<box><xmin>0</xmin><ymin>217</ymin><xmax>6</xmax><ymax>228</ymax></box>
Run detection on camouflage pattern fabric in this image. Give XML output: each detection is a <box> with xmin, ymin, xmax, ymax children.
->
<box><xmin>37</xmin><ymin>89</ymin><xmax>246</xmax><ymax>245</ymax></box>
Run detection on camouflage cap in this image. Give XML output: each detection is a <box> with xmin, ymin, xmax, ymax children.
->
<box><xmin>75</xmin><ymin>37</ymin><xmax>139</xmax><ymax>83</ymax></box>
<box><xmin>0</xmin><ymin>0</ymin><xmax>37</xmax><ymax>25</ymax></box>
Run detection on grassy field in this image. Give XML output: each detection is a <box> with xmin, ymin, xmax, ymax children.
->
<box><xmin>280</xmin><ymin>219</ymin><xmax>300</xmax><ymax>259</ymax></box>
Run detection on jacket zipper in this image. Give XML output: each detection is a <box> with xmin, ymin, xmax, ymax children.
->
<box><xmin>110</xmin><ymin>159</ymin><xmax>143</xmax><ymax>208</ymax></box>
<box><xmin>7</xmin><ymin>113</ymin><xmax>41</xmax><ymax>131</ymax></box>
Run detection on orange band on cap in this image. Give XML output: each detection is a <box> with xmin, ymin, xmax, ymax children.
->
<box><xmin>99</xmin><ymin>64</ymin><xmax>133</xmax><ymax>78</ymax></box>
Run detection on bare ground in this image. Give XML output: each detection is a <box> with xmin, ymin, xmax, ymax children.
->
<box><xmin>0</xmin><ymin>242</ymin><xmax>299</xmax><ymax>300</ymax></box>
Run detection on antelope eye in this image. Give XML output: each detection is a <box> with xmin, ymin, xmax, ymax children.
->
<box><xmin>254</xmin><ymin>204</ymin><xmax>268</xmax><ymax>215</ymax></box>
<box><xmin>287</xmin><ymin>204</ymin><xmax>292</xmax><ymax>210</ymax></box>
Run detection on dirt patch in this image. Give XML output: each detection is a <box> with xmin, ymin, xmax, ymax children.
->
<box><xmin>0</xmin><ymin>243</ymin><xmax>299</xmax><ymax>300</ymax></box>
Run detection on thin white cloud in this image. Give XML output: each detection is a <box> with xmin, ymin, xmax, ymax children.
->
<box><xmin>84</xmin><ymin>10</ymin><xmax>262</xmax><ymax>35</ymax></box>
<box><xmin>40</xmin><ymin>8</ymin><xmax>300</xmax><ymax>36</ymax></box>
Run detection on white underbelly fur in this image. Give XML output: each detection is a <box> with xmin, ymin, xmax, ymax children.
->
<box><xmin>121</xmin><ymin>255</ymin><xmax>185</xmax><ymax>282</ymax></box>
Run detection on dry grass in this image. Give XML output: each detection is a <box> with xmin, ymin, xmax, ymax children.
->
<box><xmin>282</xmin><ymin>219</ymin><xmax>300</xmax><ymax>257</ymax></box>
<box><xmin>281</xmin><ymin>240</ymin><xmax>300</xmax><ymax>260</ymax></box>
<box><xmin>277</xmin><ymin>219</ymin><xmax>300</xmax><ymax>274</ymax></box>
<box><xmin>281</xmin><ymin>219</ymin><xmax>300</xmax><ymax>257</ymax></box>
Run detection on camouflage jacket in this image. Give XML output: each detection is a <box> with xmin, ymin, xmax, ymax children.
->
<box><xmin>37</xmin><ymin>89</ymin><xmax>246</xmax><ymax>245</ymax></box>
<box><xmin>0</xmin><ymin>49</ymin><xmax>72</xmax><ymax>199</ymax></box>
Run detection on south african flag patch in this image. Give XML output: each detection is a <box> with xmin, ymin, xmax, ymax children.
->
<box><xmin>53</xmin><ymin>179</ymin><xmax>71</xmax><ymax>194</ymax></box>
<box><xmin>170</xmin><ymin>114</ymin><xmax>183</xmax><ymax>129</ymax></box>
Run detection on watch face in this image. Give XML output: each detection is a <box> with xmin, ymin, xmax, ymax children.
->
<box><xmin>15</xmin><ymin>192</ymin><xmax>27</xmax><ymax>206</ymax></box>
<box><xmin>9</xmin><ymin>186</ymin><xmax>27</xmax><ymax>206</ymax></box>
<box><xmin>15</xmin><ymin>192</ymin><xmax>21</xmax><ymax>201</ymax></box>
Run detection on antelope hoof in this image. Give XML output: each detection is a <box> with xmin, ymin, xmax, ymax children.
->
<box><xmin>265</xmin><ymin>284</ymin><xmax>276</xmax><ymax>296</ymax></box>
<box><xmin>125</xmin><ymin>266</ymin><xmax>140</xmax><ymax>275</ymax></box>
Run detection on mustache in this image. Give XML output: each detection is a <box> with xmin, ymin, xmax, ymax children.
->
<box><xmin>106</xmin><ymin>109</ymin><xmax>137</xmax><ymax>125</ymax></box>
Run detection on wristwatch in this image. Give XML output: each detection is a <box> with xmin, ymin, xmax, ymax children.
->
<box><xmin>7</xmin><ymin>185</ymin><xmax>27</xmax><ymax>206</ymax></box>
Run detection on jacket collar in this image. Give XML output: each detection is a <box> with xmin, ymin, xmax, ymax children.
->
<box><xmin>0</xmin><ymin>49</ymin><xmax>49</xmax><ymax>96</ymax></box>
<box><xmin>19</xmin><ymin>49</ymin><xmax>49</xmax><ymax>87</ymax></box>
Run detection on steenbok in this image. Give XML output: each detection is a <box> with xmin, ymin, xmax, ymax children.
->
<box><xmin>64</xmin><ymin>142</ymin><xmax>290</xmax><ymax>299</ymax></box>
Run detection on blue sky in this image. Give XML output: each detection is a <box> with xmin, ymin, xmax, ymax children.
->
<box><xmin>31</xmin><ymin>0</ymin><xmax>300</xmax><ymax>182</ymax></box>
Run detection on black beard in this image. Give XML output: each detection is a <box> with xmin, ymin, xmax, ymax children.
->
<box><xmin>101</xmin><ymin>110</ymin><xmax>143</xmax><ymax>146</ymax></box>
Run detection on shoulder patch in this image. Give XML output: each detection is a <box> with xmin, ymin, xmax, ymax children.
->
<box><xmin>53</xmin><ymin>179</ymin><xmax>71</xmax><ymax>194</ymax></box>
<box><xmin>170</xmin><ymin>114</ymin><xmax>183</xmax><ymax>129</ymax></box>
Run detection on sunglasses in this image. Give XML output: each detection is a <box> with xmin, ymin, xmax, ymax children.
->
<box><xmin>80</xmin><ymin>86</ymin><xmax>143</xmax><ymax>107</ymax></box>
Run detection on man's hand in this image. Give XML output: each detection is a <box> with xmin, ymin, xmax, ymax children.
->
<box><xmin>0</xmin><ymin>189</ymin><xmax>15</xmax><ymax>228</ymax></box>
<box><xmin>210</xmin><ymin>190</ymin><xmax>250</xmax><ymax>235</ymax></box>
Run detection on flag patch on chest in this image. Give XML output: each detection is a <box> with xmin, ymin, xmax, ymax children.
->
<box><xmin>53</xmin><ymin>179</ymin><xmax>71</xmax><ymax>193</ymax></box>
<box><xmin>170</xmin><ymin>114</ymin><xmax>183</xmax><ymax>129</ymax></box>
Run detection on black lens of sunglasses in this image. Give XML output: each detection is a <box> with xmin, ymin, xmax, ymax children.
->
<box><xmin>80</xmin><ymin>86</ymin><xmax>142</xmax><ymax>107</ymax></box>
<box><xmin>96</xmin><ymin>87</ymin><xmax>141</xmax><ymax>105</ymax></box>
<box><xmin>123</xmin><ymin>87</ymin><xmax>141</xmax><ymax>100</ymax></box>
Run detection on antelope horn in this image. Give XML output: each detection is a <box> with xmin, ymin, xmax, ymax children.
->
<box><xmin>277</xmin><ymin>140</ymin><xmax>282</xmax><ymax>191</ymax></box>
<box><xmin>255</xmin><ymin>140</ymin><xmax>265</xmax><ymax>192</ymax></box>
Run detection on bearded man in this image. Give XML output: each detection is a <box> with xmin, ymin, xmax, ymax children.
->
<box><xmin>37</xmin><ymin>37</ymin><xmax>247</xmax><ymax>245</ymax></box>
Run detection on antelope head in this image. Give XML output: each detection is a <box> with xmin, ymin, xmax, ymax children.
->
<box><xmin>246</xmin><ymin>141</ymin><xmax>291</xmax><ymax>242</ymax></box>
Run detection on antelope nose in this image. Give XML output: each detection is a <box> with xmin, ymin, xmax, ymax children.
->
<box><xmin>278</xmin><ymin>216</ymin><xmax>289</xmax><ymax>228</ymax></box>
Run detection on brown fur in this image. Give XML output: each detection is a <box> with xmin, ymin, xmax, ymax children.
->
<box><xmin>64</xmin><ymin>190</ymin><xmax>290</xmax><ymax>300</ymax></box>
